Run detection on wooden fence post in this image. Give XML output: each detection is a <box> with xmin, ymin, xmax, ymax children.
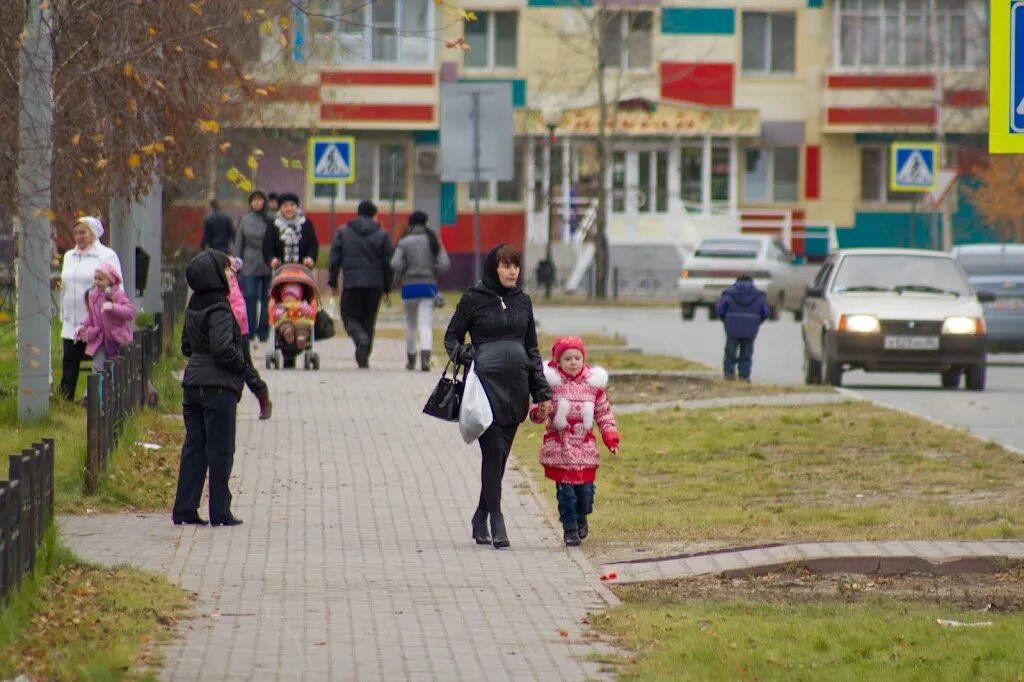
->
<box><xmin>86</xmin><ymin>373</ymin><xmax>100</xmax><ymax>494</ymax></box>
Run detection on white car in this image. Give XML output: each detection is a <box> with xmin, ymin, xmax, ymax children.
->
<box><xmin>801</xmin><ymin>248</ymin><xmax>993</xmax><ymax>390</ymax></box>
<box><xmin>677</xmin><ymin>235</ymin><xmax>806</xmax><ymax>321</ymax></box>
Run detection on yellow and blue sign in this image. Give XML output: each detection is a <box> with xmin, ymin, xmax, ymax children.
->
<box><xmin>990</xmin><ymin>1</ymin><xmax>1024</xmax><ymax>153</ymax></box>
<box><xmin>889</xmin><ymin>143</ymin><xmax>939</xmax><ymax>193</ymax></box>
<box><xmin>308</xmin><ymin>136</ymin><xmax>355</xmax><ymax>184</ymax></box>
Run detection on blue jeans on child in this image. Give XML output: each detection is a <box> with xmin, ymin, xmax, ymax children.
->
<box><xmin>556</xmin><ymin>483</ymin><xmax>595</xmax><ymax>531</ymax></box>
<box><xmin>723</xmin><ymin>337</ymin><xmax>755</xmax><ymax>379</ymax></box>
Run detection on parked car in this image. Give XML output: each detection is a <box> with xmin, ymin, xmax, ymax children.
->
<box><xmin>801</xmin><ymin>248</ymin><xmax>992</xmax><ymax>390</ymax></box>
<box><xmin>952</xmin><ymin>243</ymin><xmax>1024</xmax><ymax>353</ymax></box>
<box><xmin>677</xmin><ymin>235</ymin><xmax>806</xmax><ymax>321</ymax></box>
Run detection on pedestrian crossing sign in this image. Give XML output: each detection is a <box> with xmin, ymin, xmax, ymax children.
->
<box><xmin>989</xmin><ymin>0</ymin><xmax>1024</xmax><ymax>153</ymax></box>
<box><xmin>889</xmin><ymin>143</ymin><xmax>939</xmax><ymax>193</ymax></box>
<box><xmin>308</xmin><ymin>136</ymin><xmax>355</xmax><ymax>184</ymax></box>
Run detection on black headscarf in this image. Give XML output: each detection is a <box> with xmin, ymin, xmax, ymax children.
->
<box><xmin>481</xmin><ymin>244</ymin><xmax>519</xmax><ymax>296</ymax></box>
<box><xmin>186</xmin><ymin>250</ymin><xmax>231</xmax><ymax>311</ymax></box>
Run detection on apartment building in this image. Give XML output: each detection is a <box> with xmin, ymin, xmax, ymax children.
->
<box><xmin>168</xmin><ymin>0</ymin><xmax>993</xmax><ymax>282</ymax></box>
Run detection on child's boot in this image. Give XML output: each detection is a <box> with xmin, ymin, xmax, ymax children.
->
<box><xmin>563</xmin><ymin>524</ymin><xmax>581</xmax><ymax>547</ymax></box>
<box><xmin>420</xmin><ymin>350</ymin><xmax>431</xmax><ymax>372</ymax></box>
<box><xmin>406</xmin><ymin>353</ymin><xmax>417</xmax><ymax>371</ymax></box>
<box><xmin>577</xmin><ymin>516</ymin><xmax>589</xmax><ymax>540</ymax></box>
<box><xmin>257</xmin><ymin>391</ymin><xmax>273</xmax><ymax>420</ymax></box>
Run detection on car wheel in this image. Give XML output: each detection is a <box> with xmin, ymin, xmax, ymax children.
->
<box><xmin>803</xmin><ymin>342</ymin><xmax>822</xmax><ymax>385</ymax></box>
<box><xmin>964</xmin><ymin>364</ymin><xmax>986</xmax><ymax>391</ymax></box>
<box><xmin>768</xmin><ymin>300</ymin><xmax>781</xmax><ymax>321</ymax></box>
<box><xmin>823</xmin><ymin>337</ymin><xmax>843</xmax><ymax>387</ymax></box>
<box><xmin>793</xmin><ymin>306</ymin><xmax>804</xmax><ymax>322</ymax></box>
<box><xmin>940</xmin><ymin>367</ymin><xmax>961</xmax><ymax>389</ymax></box>
<box><xmin>681</xmin><ymin>303</ymin><xmax>696</xmax><ymax>321</ymax></box>
<box><xmin>708</xmin><ymin>305</ymin><xmax>719</xmax><ymax>321</ymax></box>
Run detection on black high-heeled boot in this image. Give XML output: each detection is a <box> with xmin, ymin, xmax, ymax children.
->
<box><xmin>471</xmin><ymin>509</ymin><xmax>490</xmax><ymax>545</ymax></box>
<box><xmin>489</xmin><ymin>513</ymin><xmax>510</xmax><ymax>549</ymax></box>
<box><xmin>406</xmin><ymin>353</ymin><xmax>417</xmax><ymax>371</ymax></box>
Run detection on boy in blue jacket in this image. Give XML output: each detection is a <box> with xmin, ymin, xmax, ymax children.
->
<box><xmin>717</xmin><ymin>275</ymin><xmax>768</xmax><ymax>382</ymax></box>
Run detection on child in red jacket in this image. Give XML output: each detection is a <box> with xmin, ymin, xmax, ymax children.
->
<box><xmin>530</xmin><ymin>336</ymin><xmax>619</xmax><ymax>546</ymax></box>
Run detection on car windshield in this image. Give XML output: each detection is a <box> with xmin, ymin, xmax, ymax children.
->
<box><xmin>956</xmin><ymin>250</ymin><xmax>1024</xmax><ymax>276</ymax></box>
<box><xmin>695</xmin><ymin>240</ymin><xmax>760</xmax><ymax>258</ymax></box>
<box><xmin>831</xmin><ymin>255</ymin><xmax>972</xmax><ymax>296</ymax></box>
<box><xmin>970</xmin><ymin>277</ymin><xmax>1024</xmax><ymax>300</ymax></box>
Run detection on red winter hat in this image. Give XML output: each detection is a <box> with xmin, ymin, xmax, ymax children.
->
<box><xmin>549</xmin><ymin>336</ymin><xmax>586</xmax><ymax>367</ymax></box>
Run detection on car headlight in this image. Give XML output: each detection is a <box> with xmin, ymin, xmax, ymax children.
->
<box><xmin>838</xmin><ymin>314</ymin><xmax>881</xmax><ymax>333</ymax></box>
<box><xmin>942</xmin><ymin>317</ymin><xmax>984</xmax><ymax>335</ymax></box>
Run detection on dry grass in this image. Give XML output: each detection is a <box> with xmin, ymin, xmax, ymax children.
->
<box><xmin>608</xmin><ymin>374</ymin><xmax>828</xmax><ymax>405</ymax></box>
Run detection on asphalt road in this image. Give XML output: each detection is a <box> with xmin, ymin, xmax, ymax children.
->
<box><xmin>534</xmin><ymin>304</ymin><xmax>1024</xmax><ymax>452</ymax></box>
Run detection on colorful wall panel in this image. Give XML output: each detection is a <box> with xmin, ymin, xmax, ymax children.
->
<box><xmin>660</xmin><ymin>63</ymin><xmax>734</xmax><ymax>107</ymax></box>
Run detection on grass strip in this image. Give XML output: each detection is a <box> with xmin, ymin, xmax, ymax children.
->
<box><xmin>516</xmin><ymin>402</ymin><xmax>1024</xmax><ymax>544</ymax></box>
<box><xmin>590</xmin><ymin>585</ymin><xmax>1024</xmax><ymax>681</ymax></box>
<box><xmin>0</xmin><ymin>527</ymin><xmax>192</xmax><ymax>681</ymax></box>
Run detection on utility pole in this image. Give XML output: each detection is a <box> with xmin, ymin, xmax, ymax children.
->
<box><xmin>928</xmin><ymin>0</ymin><xmax>944</xmax><ymax>251</ymax></box>
<box><xmin>17</xmin><ymin>0</ymin><xmax>54</xmax><ymax>421</ymax></box>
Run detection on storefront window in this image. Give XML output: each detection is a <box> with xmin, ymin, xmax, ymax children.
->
<box><xmin>680</xmin><ymin>146</ymin><xmax>702</xmax><ymax>206</ymax></box>
<box><xmin>711</xmin><ymin>142</ymin><xmax>731</xmax><ymax>203</ymax></box>
<box><xmin>611</xmin><ymin>151</ymin><xmax>626</xmax><ymax>213</ymax></box>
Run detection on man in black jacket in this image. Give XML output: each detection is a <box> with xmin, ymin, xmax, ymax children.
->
<box><xmin>201</xmin><ymin>200</ymin><xmax>235</xmax><ymax>254</ymax></box>
<box><xmin>328</xmin><ymin>200</ymin><xmax>393</xmax><ymax>368</ymax></box>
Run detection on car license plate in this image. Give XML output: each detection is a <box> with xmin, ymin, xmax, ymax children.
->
<box><xmin>884</xmin><ymin>335</ymin><xmax>939</xmax><ymax>351</ymax></box>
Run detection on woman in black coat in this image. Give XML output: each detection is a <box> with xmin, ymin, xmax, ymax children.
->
<box><xmin>444</xmin><ymin>244</ymin><xmax>552</xmax><ymax>548</ymax></box>
<box><xmin>172</xmin><ymin>250</ymin><xmax>247</xmax><ymax>526</ymax></box>
<box><xmin>262</xmin><ymin>192</ymin><xmax>319</xmax><ymax>269</ymax></box>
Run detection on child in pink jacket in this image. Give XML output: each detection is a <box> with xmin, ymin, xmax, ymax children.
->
<box><xmin>529</xmin><ymin>336</ymin><xmax>620</xmax><ymax>547</ymax></box>
<box><xmin>228</xmin><ymin>257</ymin><xmax>272</xmax><ymax>419</ymax></box>
<box><xmin>76</xmin><ymin>262</ymin><xmax>135</xmax><ymax>371</ymax></box>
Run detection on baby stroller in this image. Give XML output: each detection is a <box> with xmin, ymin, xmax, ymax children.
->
<box><xmin>264</xmin><ymin>264</ymin><xmax>321</xmax><ymax>370</ymax></box>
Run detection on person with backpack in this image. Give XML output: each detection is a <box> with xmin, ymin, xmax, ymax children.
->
<box><xmin>327</xmin><ymin>200</ymin><xmax>393</xmax><ymax>369</ymax></box>
<box><xmin>390</xmin><ymin>210</ymin><xmax>450</xmax><ymax>371</ymax></box>
<box><xmin>717</xmin><ymin>275</ymin><xmax>769</xmax><ymax>382</ymax></box>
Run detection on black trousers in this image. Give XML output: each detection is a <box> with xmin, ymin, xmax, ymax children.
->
<box><xmin>59</xmin><ymin>339</ymin><xmax>89</xmax><ymax>400</ymax></box>
<box><xmin>340</xmin><ymin>287</ymin><xmax>383</xmax><ymax>355</ymax></box>
<box><xmin>475</xmin><ymin>423</ymin><xmax>519</xmax><ymax>516</ymax></box>
<box><xmin>173</xmin><ymin>386</ymin><xmax>238</xmax><ymax>522</ymax></box>
<box><xmin>241</xmin><ymin>338</ymin><xmax>267</xmax><ymax>397</ymax></box>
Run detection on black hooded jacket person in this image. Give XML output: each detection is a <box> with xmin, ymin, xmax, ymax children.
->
<box><xmin>444</xmin><ymin>244</ymin><xmax>552</xmax><ymax>549</ymax></box>
<box><xmin>201</xmin><ymin>200</ymin><xmax>235</xmax><ymax>253</ymax></box>
<box><xmin>328</xmin><ymin>200</ymin><xmax>394</xmax><ymax>368</ymax></box>
<box><xmin>172</xmin><ymin>250</ymin><xmax>247</xmax><ymax>527</ymax></box>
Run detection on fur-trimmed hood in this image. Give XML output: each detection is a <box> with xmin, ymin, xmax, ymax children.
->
<box><xmin>542</xmin><ymin>364</ymin><xmax>608</xmax><ymax>389</ymax></box>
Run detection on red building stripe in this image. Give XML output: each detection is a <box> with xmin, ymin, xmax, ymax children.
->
<box><xmin>660</xmin><ymin>62</ymin><xmax>734</xmax><ymax>107</ymax></box>
<box><xmin>320</xmin><ymin>71</ymin><xmax>435</xmax><ymax>86</ymax></box>
<box><xmin>320</xmin><ymin>104</ymin><xmax>435</xmax><ymax>122</ymax></box>
<box><xmin>944</xmin><ymin>89</ymin><xmax>987</xmax><ymax>107</ymax></box>
<box><xmin>265</xmin><ymin>85</ymin><xmax>320</xmax><ymax>102</ymax></box>
<box><xmin>805</xmin><ymin>145</ymin><xmax>821</xmax><ymax>200</ymax></box>
<box><xmin>827</xmin><ymin>107</ymin><xmax>936</xmax><ymax>125</ymax></box>
<box><xmin>827</xmin><ymin>73</ymin><xmax>935</xmax><ymax>89</ymax></box>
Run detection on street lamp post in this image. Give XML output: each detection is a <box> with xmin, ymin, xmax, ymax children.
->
<box><xmin>541</xmin><ymin>108</ymin><xmax>561</xmax><ymax>299</ymax></box>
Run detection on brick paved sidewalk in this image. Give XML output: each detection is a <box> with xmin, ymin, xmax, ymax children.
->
<box><xmin>600</xmin><ymin>540</ymin><xmax>1024</xmax><ymax>584</ymax></box>
<box><xmin>60</xmin><ymin>337</ymin><xmax>618</xmax><ymax>681</ymax></box>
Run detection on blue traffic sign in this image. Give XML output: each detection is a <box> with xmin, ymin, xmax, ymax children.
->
<box><xmin>890</xmin><ymin>143</ymin><xmax>938</xmax><ymax>192</ymax></box>
<box><xmin>1012</xmin><ymin>2</ymin><xmax>1024</xmax><ymax>132</ymax></box>
<box><xmin>307</xmin><ymin>136</ymin><xmax>355</xmax><ymax>184</ymax></box>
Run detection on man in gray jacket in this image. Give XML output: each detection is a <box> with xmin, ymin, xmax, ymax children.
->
<box><xmin>391</xmin><ymin>210</ymin><xmax>450</xmax><ymax>371</ymax></box>
<box><xmin>328</xmin><ymin>200</ymin><xmax>393</xmax><ymax>369</ymax></box>
<box><xmin>234</xmin><ymin>190</ymin><xmax>273</xmax><ymax>342</ymax></box>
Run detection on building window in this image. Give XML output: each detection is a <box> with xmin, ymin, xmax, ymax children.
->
<box><xmin>637</xmin><ymin>150</ymin><xmax>669</xmax><ymax>213</ymax></box>
<box><xmin>711</xmin><ymin>140</ymin><xmax>731</xmax><ymax>204</ymax></box>
<box><xmin>836</xmin><ymin>0</ymin><xmax>984</xmax><ymax>70</ymax></box>
<box><xmin>744</xmin><ymin>147</ymin><xmax>799</xmax><ymax>203</ymax></box>
<box><xmin>860</xmin><ymin>146</ymin><xmax>914</xmax><ymax>203</ymax></box>
<box><xmin>680</xmin><ymin>146</ymin><xmax>703</xmax><ymax>207</ymax></box>
<box><xmin>599</xmin><ymin>11</ymin><xmax>653</xmax><ymax>70</ymax></box>
<box><xmin>312</xmin><ymin>142</ymin><xmax>409</xmax><ymax>203</ymax></box>
<box><xmin>468</xmin><ymin>141</ymin><xmax>525</xmax><ymax>204</ymax></box>
<box><xmin>742</xmin><ymin>12</ymin><xmax>796</xmax><ymax>74</ymax></box>
<box><xmin>304</xmin><ymin>0</ymin><xmax>433</xmax><ymax>64</ymax></box>
<box><xmin>464</xmin><ymin>11</ymin><xmax>518</xmax><ymax>69</ymax></box>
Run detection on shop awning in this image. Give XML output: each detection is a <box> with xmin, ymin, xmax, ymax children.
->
<box><xmin>516</xmin><ymin>100</ymin><xmax>760</xmax><ymax>137</ymax></box>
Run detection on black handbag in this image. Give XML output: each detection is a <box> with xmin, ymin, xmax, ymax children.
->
<box><xmin>423</xmin><ymin>352</ymin><xmax>466</xmax><ymax>422</ymax></box>
<box><xmin>314</xmin><ymin>309</ymin><xmax>335</xmax><ymax>339</ymax></box>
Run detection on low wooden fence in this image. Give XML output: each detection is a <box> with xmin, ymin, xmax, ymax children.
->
<box><xmin>0</xmin><ymin>439</ymin><xmax>54</xmax><ymax>600</ymax></box>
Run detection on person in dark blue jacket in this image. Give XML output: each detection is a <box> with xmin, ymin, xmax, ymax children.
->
<box><xmin>717</xmin><ymin>275</ymin><xmax>768</xmax><ymax>382</ymax></box>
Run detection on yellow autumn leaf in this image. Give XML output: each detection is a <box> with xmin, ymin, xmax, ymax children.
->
<box><xmin>259</xmin><ymin>19</ymin><xmax>274</xmax><ymax>36</ymax></box>
<box><xmin>183</xmin><ymin>167</ymin><xmax>195</xmax><ymax>179</ymax></box>
<box><xmin>127</xmin><ymin>98</ymin><xmax>138</xmax><ymax>113</ymax></box>
<box><xmin>243</xmin><ymin>10</ymin><xmax>253</xmax><ymax>22</ymax></box>
<box><xmin>154</xmin><ymin>142</ymin><xmax>166</xmax><ymax>153</ymax></box>
<box><xmin>122</xmin><ymin>63</ymin><xmax>134</xmax><ymax>78</ymax></box>
<box><xmin>255</xmin><ymin>88</ymin><xmax>269</xmax><ymax>96</ymax></box>
<box><xmin>147</xmin><ymin>26</ymin><xmax>157</xmax><ymax>37</ymax></box>
<box><xmin>278</xmin><ymin>16</ymin><xmax>291</xmax><ymax>29</ymax></box>
<box><xmin>252</xmin><ymin>148</ymin><xmax>264</xmax><ymax>157</ymax></box>
<box><xmin>202</xmin><ymin>37</ymin><xmax>219</xmax><ymax>50</ymax></box>
<box><xmin>289</xmin><ymin>160</ymin><xmax>303</xmax><ymax>170</ymax></box>
<box><xmin>226</xmin><ymin>167</ymin><xmax>241</xmax><ymax>182</ymax></box>
<box><xmin>141</xmin><ymin>144</ymin><xmax>157</xmax><ymax>155</ymax></box>
<box><xmin>219</xmin><ymin>142</ymin><xmax>232</xmax><ymax>152</ymax></box>
<box><xmin>163</xmin><ymin>135</ymin><xmax>175</xmax><ymax>143</ymax></box>
<box><xmin>197</xmin><ymin>119</ymin><xmax>220</xmax><ymax>133</ymax></box>
<box><xmin>208</xmin><ymin>59</ymin><xmax>220</xmax><ymax>70</ymax></box>
<box><xmin>238</xmin><ymin>178</ymin><xmax>254</xmax><ymax>192</ymax></box>
<box><xmin>71</xmin><ymin>133</ymin><xmax>80</xmax><ymax>145</ymax></box>
<box><xmin>96</xmin><ymin>158</ymin><xmax>108</xmax><ymax>169</ymax></box>
<box><xmin>280</xmin><ymin>157</ymin><xmax>291</xmax><ymax>168</ymax></box>
<box><xmin>45</xmin><ymin>209</ymin><xmax>56</xmax><ymax>221</ymax></box>
<box><xmin>128</xmin><ymin>153</ymin><xmax>141</xmax><ymax>167</ymax></box>
<box><xmin>277</xmin><ymin>34</ymin><xmax>288</xmax><ymax>48</ymax></box>
<box><xmin>246</xmin><ymin>155</ymin><xmax>258</xmax><ymax>170</ymax></box>
<box><xmin>188</xmin><ymin>3</ymin><xmax>203</xmax><ymax>16</ymax></box>
<box><xmin>154</xmin><ymin>79</ymin><xmax>166</xmax><ymax>90</ymax></box>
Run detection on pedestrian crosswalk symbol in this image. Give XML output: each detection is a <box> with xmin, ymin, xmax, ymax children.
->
<box><xmin>889</xmin><ymin>143</ymin><xmax>939</xmax><ymax>193</ymax></box>
<box><xmin>308</xmin><ymin>136</ymin><xmax>355</xmax><ymax>184</ymax></box>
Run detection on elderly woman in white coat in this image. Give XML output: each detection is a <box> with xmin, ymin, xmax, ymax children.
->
<box><xmin>390</xmin><ymin>210</ymin><xmax>450</xmax><ymax>371</ymax></box>
<box><xmin>59</xmin><ymin>216</ymin><xmax>122</xmax><ymax>400</ymax></box>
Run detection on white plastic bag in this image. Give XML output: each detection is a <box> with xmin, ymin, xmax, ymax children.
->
<box><xmin>459</xmin><ymin>361</ymin><xmax>493</xmax><ymax>444</ymax></box>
